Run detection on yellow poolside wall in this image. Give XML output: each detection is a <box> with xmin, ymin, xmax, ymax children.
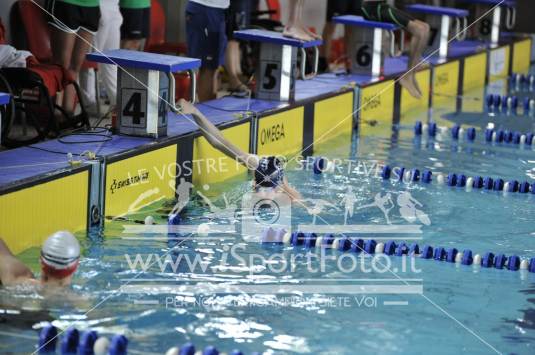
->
<box><xmin>358</xmin><ymin>80</ymin><xmax>395</xmax><ymax>137</ymax></box>
<box><xmin>192</xmin><ymin>122</ymin><xmax>251</xmax><ymax>187</ymax></box>
<box><xmin>104</xmin><ymin>144</ymin><xmax>178</xmax><ymax>219</ymax></box>
<box><xmin>0</xmin><ymin>170</ymin><xmax>89</xmax><ymax>255</ymax></box>
<box><xmin>511</xmin><ymin>38</ymin><xmax>532</xmax><ymax>74</ymax></box>
<box><xmin>313</xmin><ymin>92</ymin><xmax>354</xmax><ymax>145</ymax></box>
<box><xmin>256</xmin><ymin>107</ymin><xmax>304</xmax><ymax>157</ymax></box>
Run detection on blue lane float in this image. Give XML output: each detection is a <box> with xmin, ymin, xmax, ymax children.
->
<box><xmin>79</xmin><ymin>331</ymin><xmax>98</xmax><ymax>355</ymax></box>
<box><xmin>428</xmin><ymin>122</ymin><xmax>437</xmax><ymax>137</ymax></box>
<box><xmin>60</xmin><ymin>328</ymin><xmax>79</xmax><ymax>354</ymax></box>
<box><xmin>37</xmin><ymin>328</ymin><xmax>254</xmax><ymax>355</ymax></box>
<box><xmin>485</xmin><ymin>93</ymin><xmax>526</xmax><ymax>114</ymax></box>
<box><xmin>109</xmin><ymin>335</ymin><xmax>128</xmax><ymax>355</ymax></box>
<box><xmin>410</xmin><ymin>168</ymin><xmax>420</xmax><ymax>182</ymax></box>
<box><xmin>265</xmin><ymin>228</ymin><xmax>535</xmax><ymax>275</ymax></box>
<box><xmin>510</xmin><ymin>72</ymin><xmax>535</xmax><ymax>91</ymax></box>
<box><xmin>313</xmin><ymin>157</ymin><xmax>327</xmax><ymax>174</ymax></box>
<box><xmin>38</xmin><ymin>324</ymin><xmax>58</xmax><ymax>354</ymax></box>
<box><xmin>422</xmin><ymin>170</ymin><xmax>432</xmax><ymax>183</ymax></box>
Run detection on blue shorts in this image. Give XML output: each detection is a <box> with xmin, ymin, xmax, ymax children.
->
<box><xmin>226</xmin><ymin>0</ymin><xmax>252</xmax><ymax>39</ymax></box>
<box><xmin>186</xmin><ymin>1</ymin><xmax>227</xmax><ymax>70</ymax></box>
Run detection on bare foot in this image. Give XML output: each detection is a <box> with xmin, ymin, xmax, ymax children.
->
<box><xmin>283</xmin><ymin>26</ymin><xmax>314</xmax><ymax>41</ymax></box>
<box><xmin>302</xmin><ymin>24</ymin><xmax>322</xmax><ymax>40</ymax></box>
<box><xmin>400</xmin><ymin>75</ymin><xmax>422</xmax><ymax>99</ymax></box>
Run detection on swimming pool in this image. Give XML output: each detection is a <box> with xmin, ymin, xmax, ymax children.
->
<box><xmin>2</xmin><ymin>69</ymin><xmax>535</xmax><ymax>355</ymax></box>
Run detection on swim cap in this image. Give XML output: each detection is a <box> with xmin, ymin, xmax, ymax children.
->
<box><xmin>254</xmin><ymin>156</ymin><xmax>285</xmax><ymax>189</ymax></box>
<box><xmin>40</xmin><ymin>231</ymin><xmax>80</xmax><ymax>279</ymax></box>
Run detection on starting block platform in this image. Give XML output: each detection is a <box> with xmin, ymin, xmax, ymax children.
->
<box><xmin>87</xmin><ymin>49</ymin><xmax>200</xmax><ymax>138</ymax></box>
<box><xmin>406</xmin><ymin>4</ymin><xmax>469</xmax><ymax>60</ymax></box>
<box><xmin>332</xmin><ymin>15</ymin><xmax>400</xmax><ymax>78</ymax></box>
<box><xmin>0</xmin><ymin>33</ymin><xmax>532</xmax><ymax>254</ymax></box>
<box><xmin>234</xmin><ymin>29</ymin><xmax>323</xmax><ymax>101</ymax></box>
<box><xmin>461</xmin><ymin>0</ymin><xmax>517</xmax><ymax>46</ymax></box>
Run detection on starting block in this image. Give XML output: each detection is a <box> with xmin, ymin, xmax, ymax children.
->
<box><xmin>332</xmin><ymin>15</ymin><xmax>401</xmax><ymax>77</ymax></box>
<box><xmin>87</xmin><ymin>49</ymin><xmax>200</xmax><ymax>138</ymax></box>
<box><xmin>462</xmin><ymin>0</ymin><xmax>516</xmax><ymax>47</ymax></box>
<box><xmin>233</xmin><ymin>29</ymin><xmax>322</xmax><ymax>101</ymax></box>
<box><xmin>407</xmin><ymin>4</ymin><xmax>469</xmax><ymax>60</ymax></box>
<box><xmin>0</xmin><ymin>92</ymin><xmax>10</xmax><ymax>147</ymax></box>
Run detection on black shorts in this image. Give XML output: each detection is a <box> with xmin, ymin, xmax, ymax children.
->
<box><xmin>360</xmin><ymin>1</ymin><xmax>414</xmax><ymax>28</ymax></box>
<box><xmin>326</xmin><ymin>0</ymin><xmax>361</xmax><ymax>21</ymax></box>
<box><xmin>120</xmin><ymin>7</ymin><xmax>150</xmax><ymax>40</ymax></box>
<box><xmin>45</xmin><ymin>0</ymin><xmax>100</xmax><ymax>34</ymax></box>
<box><xmin>226</xmin><ymin>0</ymin><xmax>252</xmax><ymax>39</ymax></box>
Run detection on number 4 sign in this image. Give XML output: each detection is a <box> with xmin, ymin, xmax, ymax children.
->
<box><xmin>117</xmin><ymin>67</ymin><xmax>169</xmax><ymax>138</ymax></box>
<box><xmin>86</xmin><ymin>49</ymin><xmax>201</xmax><ymax>138</ymax></box>
<box><xmin>121</xmin><ymin>89</ymin><xmax>147</xmax><ymax>127</ymax></box>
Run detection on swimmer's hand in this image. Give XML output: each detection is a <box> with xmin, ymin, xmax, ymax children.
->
<box><xmin>178</xmin><ymin>99</ymin><xmax>201</xmax><ymax>116</ymax></box>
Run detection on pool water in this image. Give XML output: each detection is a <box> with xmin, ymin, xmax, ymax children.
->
<box><xmin>2</xmin><ymin>69</ymin><xmax>535</xmax><ymax>354</ymax></box>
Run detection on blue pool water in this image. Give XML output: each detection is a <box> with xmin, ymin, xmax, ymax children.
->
<box><xmin>2</xmin><ymin>73</ymin><xmax>535</xmax><ymax>354</ymax></box>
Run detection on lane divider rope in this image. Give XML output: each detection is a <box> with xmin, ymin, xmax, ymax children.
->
<box><xmin>261</xmin><ymin>228</ymin><xmax>535</xmax><ymax>273</ymax></box>
<box><xmin>414</xmin><ymin>120</ymin><xmax>535</xmax><ymax>147</ymax></box>
<box><xmin>38</xmin><ymin>324</ymin><xmax>255</xmax><ymax>355</ymax></box>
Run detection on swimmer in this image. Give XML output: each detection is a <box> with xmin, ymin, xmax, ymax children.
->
<box><xmin>178</xmin><ymin>99</ymin><xmax>301</xmax><ymax>201</ymax></box>
<box><xmin>0</xmin><ymin>231</ymin><xmax>80</xmax><ymax>287</ymax></box>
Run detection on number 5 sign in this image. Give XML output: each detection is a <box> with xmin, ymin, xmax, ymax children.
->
<box><xmin>256</xmin><ymin>43</ymin><xmax>297</xmax><ymax>101</ymax></box>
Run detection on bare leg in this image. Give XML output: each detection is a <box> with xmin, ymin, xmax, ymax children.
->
<box><xmin>320</xmin><ymin>21</ymin><xmax>335</xmax><ymax>62</ymax></box>
<box><xmin>298</xmin><ymin>0</ymin><xmax>321</xmax><ymax>40</ymax></box>
<box><xmin>198</xmin><ymin>68</ymin><xmax>216</xmax><ymax>101</ymax></box>
<box><xmin>400</xmin><ymin>20</ymin><xmax>430</xmax><ymax>98</ymax></box>
<box><xmin>50</xmin><ymin>28</ymin><xmax>76</xmax><ymax>114</ymax></box>
<box><xmin>65</xmin><ymin>29</ymin><xmax>94</xmax><ymax>114</ymax></box>
<box><xmin>344</xmin><ymin>26</ymin><xmax>354</xmax><ymax>71</ymax></box>
<box><xmin>224</xmin><ymin>40</ymin><xmax>247</xmax><ymax>91</ymax></box>
<box><xmin>283</xmin><ymin>0</ymin><xmax>313</xmax><ymax>41</ymax></box>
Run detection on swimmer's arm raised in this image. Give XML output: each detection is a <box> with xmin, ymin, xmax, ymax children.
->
<box><xmin>0</xmin><ymin>238</ymin><xmax>34</xmax><ymax>285</ymax></box>
<box><xmin>178</xmin><ymin>99</ymin><xmax>258</xmax><ymax>170</ymax></box>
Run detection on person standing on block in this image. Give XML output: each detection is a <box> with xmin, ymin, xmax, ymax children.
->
<box><xmin>185</xmin><ymin>0</ymin><xmax>229</xmax><ymax>101</ymax></box>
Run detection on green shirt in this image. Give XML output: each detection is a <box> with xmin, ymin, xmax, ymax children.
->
<box><xmin>120</xmin><ymin>0</ymin><xmax>150</xmax><ymax>9</ymax></box>
<box><xmin>60</xmin><ymin>0</ymin><xmax>99</xmax><ymax>7</ymax></box>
